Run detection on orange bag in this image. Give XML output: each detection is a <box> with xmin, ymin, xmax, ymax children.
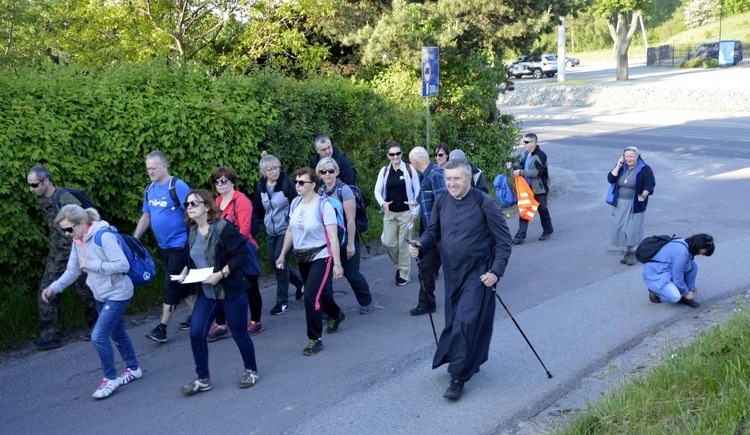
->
<box><xmin>515</xmin><ymin>175</ymin><xmax>539</xmax><ymax>221</ymax></box>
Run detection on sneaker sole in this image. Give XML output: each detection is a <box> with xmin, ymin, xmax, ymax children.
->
<box><xmin>182</xmin><ymin>385</ymin><xmax>212</xmax><ymax>395</ymax></box>
<box><xmin>145</xmin><ymin>334</ymin><xmax>167</xmax><ymax>343</ymax></box>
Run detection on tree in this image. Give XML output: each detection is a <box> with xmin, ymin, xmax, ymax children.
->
<box><xmin>684</xmin><ymin>0</ymin><xmax>721</xmax><ymax>29</ymax></box>
<box><xmin>593</xmin><ymin>0</ymin><xmax>651</xmax><ymax>81</ymax></box>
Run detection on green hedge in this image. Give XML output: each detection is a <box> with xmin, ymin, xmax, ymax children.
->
<box><xmin>0</xmin><ymin>61</ymin><xmax>517</xmax><ymax>348</ymax></box>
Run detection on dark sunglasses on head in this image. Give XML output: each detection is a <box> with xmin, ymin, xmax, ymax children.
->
<box><xmin>318</xmin><ymin>169</ymin><xmax>336</xmax><ymax>175</ymax></box>
<box><xmin>295</xmin><ymin>180</ymin><xmax>314</xmax><ymax>186</ymax></box>
<box><xmin>214</xmin><ymin>178</ymin><xmax>230</xmax><ymax>185</ymax></box>
<box><xmin>61</xmin><ymin>226</ymin><xmax>75</xmax><ymax>234</ymax></box>
<box><xmin>388</xmin><ymin>151</ymin><xmax>402</xmax><ymax>157</ymax></box>
<box><xmin>183</xmin><ymin>200</ymin><xmax>204</xmax><ymax>208</ymax></box>
<box><xmin>28</xmin><ymin>182</ymin><xmax>42</xmax><ymax>188</ymax></box>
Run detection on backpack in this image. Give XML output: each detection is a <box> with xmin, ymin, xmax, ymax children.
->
<box><xmin>319</xmin><ymin>181</ymin><xmax>369</xmax><ymax>234</ymax></box>
<box><xmin>146</xmin><ymin>176</ymin><xmax>191</xmax><ymax>210</ymax></box>
<box><xmin>53</xmin><ymin>187</ymin><xmax>96</xmax><ymax>213</ymax></box>
<box><xmin>291</xmin><ymin>196</ymin><xmax>346</xmax><ymax>248</ymax></box>
<box><xmin>635</xmin><ymin>235</ymin><xmax>677</xmax><ymax>263</ymax></box>
<box><xmin>229</xmin><ymin>200</ymin><xmax>261</xmax><ymax>239</ymax></box>
<box><xmin>94</xmin><ymin>226</ymin><xmax>157</xmax><ymax>286</ymax></box>
<box><xmin>381</xmin><ymin>163</ymin><xmax>415</xmax><ymax>179</ymax></box>
<box><xmin>493</xmin><ymin>174</ymin><xmax>517</xmax><ymax>208</ymax></box>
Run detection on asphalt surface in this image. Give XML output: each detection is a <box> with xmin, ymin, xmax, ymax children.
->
<box><xmin>2</xmin><ymin>63</ymin><xmax>750</xmax><ymax>434</ymax></box>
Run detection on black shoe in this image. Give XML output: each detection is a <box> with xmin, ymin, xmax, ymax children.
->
<box><xmin>539</xmin><ymin>232</ymin><xmax>552</xmax><ymax>241</ymax></box>
<box><xmin>178</xmin><ymin>315</ymin><xmax>192</xmax><ymax>331</ymax></box>
<box><xmin>295</xmin><ymin>285</ymin><xmax>304</xmax><ymax>301</ymax></box>
<box><xmin>30</xmin><ymin>338</ymin><xmax>63</xmax><ymax>351</ymax></box>
<box><xmin>679</xmin><ymin>297</ymin><xmax>700</xmax><ymax>308</ymax></box>
<box><xmin>511</xmin><ymin>237</ymin><xmax>525</xmax><ymax>245</ymax></box>
<box><xmin>444</xmin><ymin>380</ymin><xmax>464</xmax><ymax>401</ymax></box>
<box><xmin>648</xmin><ymin>290</ymin><xmax>661</xmax><ymax>304</ymax></box>
<box><xmin>303</xmin><ymin>339</ymin><xmax>323</xmax><ymax>356</ymax></box>
<box><xmin>621</xmin><ymin>251</ymin><xmax>636</xmax><ymax>266</ymax></box>
<box><xmin>396</xmin><ymin>275</ymin><xmax>411</xmax><ymax>286</ymax></box>
<box><xmin>146</xmin><ymin>325</ymin><xmax>167</xmax><ymax>343</ymax></box>
<box><xmin>270</xmin><ymin>303</ymin><xmax>288</xmax><ymax>315</ymax></box>
<box><xmin>326</xmin><ymin>312</ymin><xmax>346</xmax><ymax>333</ymax></box>
<box><xmin>410</xmin><ymin>305</ymin><xmax>436</xmax><ymax>316</ymax></box>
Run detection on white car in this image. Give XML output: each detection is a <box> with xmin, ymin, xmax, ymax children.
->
<box><xmin>507</xmin><ymin>54</ymin><xmax>558</xmax><ymax>79</ymax></box>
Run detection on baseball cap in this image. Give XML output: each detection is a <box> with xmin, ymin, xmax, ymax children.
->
<box><xmin>448</xmin><ymin>149</ymin><xmax>467</xmax><ymax>162</ymax></box>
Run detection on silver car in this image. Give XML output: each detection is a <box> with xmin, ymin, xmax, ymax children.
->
<box><xmin>507</xmin><ymin>54</ymin><xmax>558</xmax><ymax>79</ymax></box>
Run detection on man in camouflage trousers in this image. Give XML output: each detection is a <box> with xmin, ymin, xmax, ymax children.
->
<box><xmin>27</xmin><ymin>165</ymin><xmax>98</xmax><ymax>350</ymax></box>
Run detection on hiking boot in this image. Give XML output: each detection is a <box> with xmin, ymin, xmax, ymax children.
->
<box><xmin>92</xmin><ymin>378</ymin><xmax>120</xmax><ymax>399</ymax></box>
<box><xmin>396</xmin><ymin>276</ymin><xmax>411</xmax><ymax>286</ymax></box>
<box><xmin>444</xmin><ymin>380</ymin><xmax>464</xmax><ymax>401</ymax></box>
<box><xmin>118</xmin><ymin>367</ymin><xmax>143</xmax><ymax>385</ymax></box>
<box><xmin>270</xmin><ymin>303</ymin><xmax>288</xmax><ymax>315</ymax></box>
<box><xmin>303</xmin><ymin>339</ymin><xmax>323</xmax><ymax>356</ymax></box>
<box><xmin>410</xmin><ymin>305</ymin><xmax>436</xmax><ymax>316</ymax></box>
<box><xmin>539</xmin><ymin>232</ymin><xmax>553</xmax><ymax>241</ymax></box>
<box><xmin>239</xmin><ymin>369</ymin><xmax>260</xmax><ymax>389</ymax></box>
<box><xmin>648</xmin><ymin>290</ymin><xmax>661</xmax><ymax>304</ymax></box>
<box><xmin>359</xmin><ymin>305</ymin><xmax>372</xmax><ymax>315</ymax></box>
<box><xmin>512</xmin><ymin>237</ymin><xmax>526</xmax><ymax>245</ymax></box>
<box><xmin>30</xmin><ymin>338</ymin><xmax>63</xmax><ymax>351</ymax></box>
<box><xmin>326</xmin><ymin>312</ymin><xmax>346</xmax><ymax>333</ymax></box>
<box><xmin>679</xmin><ymin>297</ymin><xmax>700</xmax><ymax>308</ymax></box>
<box><xmin>295</xmin><ymin>285</ymin><xmax>305</xmax><ymax>301</ymax></box>
<box><xmin>207</xmin><ymin>324</ymin><xmax>230</xmax><ymax>342</ymax></box>
<box><xmin>178</xmin><ymin>315</ymin><xmax>192</xmax><ymax>331</ymax></box>
<box><xmin>181</xmin><ymin>376</ymin><xmax>212</xmax><ymax>395</ymax></box>
<box><xmin>146</xmin><ymin>324</ymin><xmax>167</xmax><ymax>343</ymax></box>
<box><xmin>623</xmin><ymin>251</ymin><xmax>637</xmax><ymax>266</ymax></box>
<box><xmin>247</xmin><ymin>321</ymin><xmax>265</xmax><ymax>336</ymax></box>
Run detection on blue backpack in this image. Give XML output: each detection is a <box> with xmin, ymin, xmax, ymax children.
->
<box><xmin>493</xmin><ymin>174</ymin><xmax>517</xmax><ymax>208</ymax></box>
<box><xmin>292</xmin><ymin>196</ymin><xmax>346</xmax><ymax>248</ymax></box>
<box><xmin>94</xmin><ymin>226</ymin><xmax>157</xmax><ymax>287</ymax></box>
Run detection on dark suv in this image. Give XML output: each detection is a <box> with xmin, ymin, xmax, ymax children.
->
<box><xmin>686</xmin><ymin>40</ymin><xmax>743</xmax><ymax>65</ymax></box>
<box><xmin>507</xmin><ymin>54</ymin><xmax>558</xmax><ymax>79</ymax></box>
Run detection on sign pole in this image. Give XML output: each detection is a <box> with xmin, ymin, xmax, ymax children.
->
<box><xmin>422</xmin><ymin>46</ymin><xmax>439</xmax><ymax>155</ymax></box>
<box><xmin>425</xmin><ymin>97</ymin><xmax>430</xmax><ymax>153</ymax></box>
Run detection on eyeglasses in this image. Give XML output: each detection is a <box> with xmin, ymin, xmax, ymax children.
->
<box><xmin>318</xmin><ymin>169</ymin><xmax>336</xmax><ymax>175</ymax></box>
<box><xmin>61</xmin><ymin>225</ymin><xmax>75</xmax><ymax>234</ymax></box>
<box><xmin>523</xmin><ymin>140</ymin><xmax>533</xmax><ymax>144</ymax></box>
<box><xmin>295</xmin><ymin>180</ymin><xmax>314</xmax><ymax>186</ymax></box>
<box><xmin>434</xmin><ymin>153</ymin><xmax>445</xmax><ymax>158</ymax></box>
<box><xmin>214</xmin><ymin>177</ymin><xmax>230</xmax><ymax>185</ymax></box>
<box><xmin>183</xmin><ymin>200</ymin><xmax>204</xmax><ymax>208</ymax></box>
<box><xmin>264</xmin><ymin>166</ymin><xmax>279</xmax><ymax>173</ymax></box>
<box><xmin>28</xmin><ymin>182</ymin><xmax>41</xmax><ymax>188</ymax></box>
<box><xmin>388</xmin><ymin>151</ymin><xmax>402</xmax><ymax>157</ymax></box>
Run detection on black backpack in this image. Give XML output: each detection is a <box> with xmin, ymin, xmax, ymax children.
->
<box><xmin>145</xmin><ymin>176</ymin><xmax>191</xmax><ymax>210</ymax></box>
<box><xmin>53</xmin><ymin>187</ymin><xmax>96</xmax><ymax>213</ymax></box>
<box><xmin>635</xmin><ymin>235</ymin><xmax>677</xmax><ymax>263</ymax></box>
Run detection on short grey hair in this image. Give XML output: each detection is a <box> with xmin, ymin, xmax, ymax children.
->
<box><xmin>623</xmin><ymin>146</ymin><xmax>640</xmax><ymax>157</ymax></box>
<box><xmin>444</xmin><ymin>159</ymin><xmax>472</xmax><ymax>177</ymax></box>
<box><xmin>410</xmin><ymin>148</ymin><xmax>429</xmax><ymax>161</ymax></box>
<box><xmin>316</xmin><ymin>157</ymin><xmax>339</xmax><ymax>173</ymax></box>
<box><xmin>315</xmin><ymin>135</ymin><xmax>331</xmax><ymax>150</ymax></box>
<box><xmin>146</xmin><ymin>151</ymin><xmax>168</xmax><ymax>166</ymax></box>
<box><xmin>29</xmin><ymin>165</ymin><xmax>53</xmax><ymax>182</ymax></box>
<box><xmin>259</xmin><ymin>154</ymin><xmax>281</xmax><ymax>176</ymax></box>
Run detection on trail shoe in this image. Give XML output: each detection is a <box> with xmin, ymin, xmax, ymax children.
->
<box><xmin>410</xmin><ymin>305</ymin><xmax>436</xmax><ymax>316</ymax></box>
<box><xmin>92</xmin><ymin>378</ymin><xmax>120</xmax><ymax>399</ymax></box>
<box><xmin>247</xmin><ymin>321</ymin><xmax>265</xmax><ymax>336</ymax></box>
<box><xmin>621</xmin><ymin>251</ymin><xmax>636</xmax><ymax>266</ymax></box>
<box><xmin>295</xmin><ymin>285</ymin><xmax>305</xmax><ymax>301</ymax></box>
<box><xmin>326</xmin><ymin>312</ymin><xmax>346</xmax><ymax>333</ymax></box>
<box><xmin>239</xmin><ymin>369</ymin><xmax>260</xmax><ymax>389</ymax></box>
<box><xmin>146</xmin><ymin>324</ymin><xmax>167</xmax><ymax>343</ymax></box>
<box><xmin>359</xmin><ymin>305</ymin><xmax>372</xmax><ymax>315</ymax></box>
<box><xmin>679</xmin><ymin>297</ymin><xmax>700</xmax><ymax>308</ymax></box>
<box><xmin>178</xmin><ymin>315</ymin><xmax>192</xmax><ymax>331</ymax></box>
<box><xmin>396</xmin><ymin>276</ymin><xmax>411</xmax><ymax>286</ymax></box>
<box><xmin>539</xmin><ymin>232</ymin><xmax>553</xmax><ymax>241</ymax></box>
<box><xmin>648</xmin><ymin>290</ymin><xmax>661</xmax><ymax>304</ymax></box>
<box><xmin>181</xmin><ymin>376</ymin><xmax>212</xmax><ymax>395</ymax></box>
<box><xmin>444</xmin><ymin>380</ymin><xmax>465</xmax><ymax>401</ymax></box>
<box><xmin>270</xmin><ymin>303</ymin><xmax>288</xmax><ymax>315</ymax></box>
<box><xmin>207</xmin><ymin>324</ymin><xmax>230</xmax><ymax>342</ymax></box>
<box><xmin>30</xmin><ymin>338</ymin><xmax>63</xmax><ymax>351</ymax></box>
<box><xmin>118</xmin><ymin>367</ymin><xmax>142</xmax><ymax>385</ymax></box>
<box><xmin>303</xmin><ymin>339</ymin><xmax>323</xmax><ymax>356</ymax></box>
<box><xmin>511</xmin><ymin>237</ymin><xmax>526</xmax><ymax>245</ymax></box>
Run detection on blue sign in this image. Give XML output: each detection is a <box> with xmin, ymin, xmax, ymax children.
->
<box><xmin>422</xmin><ymin>46</ymin><xmax>439</xmax><ymax>97</ymax></box>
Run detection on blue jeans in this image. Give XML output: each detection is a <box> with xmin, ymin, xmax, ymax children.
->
<box><xmin>92</xmin><ymin>299</ymin><xmax>139</xmax><ymax>380</ymax></box>
<box><xmin>190</xmin><ymin>291</ymin><xmax>257</xmax><ymax>379</ymax></box>
<box><xmin>653</xmin><ymin>260</ymin><xmax>699</xmax><ymax>303</ymax></box>
<box><xmin>267</xmin><ymin>233</ymin><xmax>304</xmax><ymax>305</ymax></box>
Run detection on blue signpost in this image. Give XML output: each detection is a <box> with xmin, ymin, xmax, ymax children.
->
<box><xmin>422</xmin><ymin>47</ymin><xmax>439</xmax><ymax>152</ymax></box>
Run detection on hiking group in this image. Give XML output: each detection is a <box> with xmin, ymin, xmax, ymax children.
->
<box><xmin>26</xmin><ymin>132</ymin><xmax>714</xmax><ymax>402</ymax></box>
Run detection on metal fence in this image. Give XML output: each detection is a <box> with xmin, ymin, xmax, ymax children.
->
<box><xmin>647</xmin><ymin>42</ymin><xmax>750</xmax><ymax>67</ymax></box>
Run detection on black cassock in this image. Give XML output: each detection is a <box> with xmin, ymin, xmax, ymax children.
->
<box><xmin>419</xmin><ymin>188</ymin><xmax>512</xmax><ymax>382</ymax></box>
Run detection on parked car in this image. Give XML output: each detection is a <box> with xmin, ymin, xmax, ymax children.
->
<box><xmin>686</xmin><ymin>40</ymin><xmax>743</xmax><ymax>65</ymax></box>
<box><xmin>507</xmin><ymin>54</ymin><xmax>558</xmax><ymax>79</ymax></box>
<box><xmin>565</xmin><ymin>56</ymin><xmax>580</xmax><ymax>67</ymax></box>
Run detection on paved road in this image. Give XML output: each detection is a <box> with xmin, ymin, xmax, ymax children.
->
<box><xmin>3</xmin><ymin>73</ymin><xmax>750</xmax><ymax>434</ymax></box>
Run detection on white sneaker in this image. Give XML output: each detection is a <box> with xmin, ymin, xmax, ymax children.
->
<box><xmin>92</xmin><ymin>378</ymin><xmax>120</xmax><ymax>399</ymax></box>
<box><xmin>118</xmin><ymin>367</ymin><xmax>142</xmax><ymax>386</ymax></box>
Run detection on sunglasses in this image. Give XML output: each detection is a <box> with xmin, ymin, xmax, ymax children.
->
<box><xmin>28</xmin><ymin>182</ymin><xmax>42</xmax><ymax>188</ymax></box>
<box><xmin>318</xmin><ymin>169</ymin><xmax>336</xmax><ymax>175</ymax></box>
<box><xmin>61</xmin><ymin>225</ymin><xmax>75</xmax><ymax>234</ymax></box>
<box><xmin>214</xmin><ymin>177</ymin><xmax>230</xmax><ymax>185</ymax></box>
<box><xmin>295</xmin><ymin>180</ymin><xmax>314</xmax><ymax>186</ymax></box>
<box><xmin>434</xmin><ymin>152</ymin><xmax>445</xmax><ymax>157</ymax></box>
<box><xmin>388</xmin><ymin>151</ymin><xmax>402</xmax><ymax>157</ymax></box>
<box><xmin>183</xmin><ymin>200</ymin><xmax>204</xmax><ymax>208</ymax></box>
<box><xmin>523</xmin><ymin>140</ymin><xmax>533</xmax><ymax>144</ymax></box>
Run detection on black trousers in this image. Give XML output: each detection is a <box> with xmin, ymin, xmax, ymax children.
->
<box><xmin>515</xmin><ymin>193</ymin><xmax>553</xmax><ymax>238</ymax></box>
<box><xmin>417</xmin><ymin>242</ymin><xmax>441</xmax><ymax>309</ymax></box>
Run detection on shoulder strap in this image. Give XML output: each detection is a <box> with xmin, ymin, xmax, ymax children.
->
<box><xmin>290</xmin><ymin>196</ymin><xmax>303</xmax><ymax>213</ymax></box>
<box><xmin>168</xmin><ymin>176</ymin><xmax>181</xmax><ymax>209</ymax></box>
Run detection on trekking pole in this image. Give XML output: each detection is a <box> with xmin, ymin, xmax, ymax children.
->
<box><xmin>491</xmin><ymin>287</ymin><xmax>553</xmax><ymax>379</ymax></box>
<box><xmin>406</xmin><ymin>238</ymin><xmax>439</xmax><ymax>346</ymax></box>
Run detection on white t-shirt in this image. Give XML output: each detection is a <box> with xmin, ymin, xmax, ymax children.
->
<box><xmin>290</xmin><ymin>197</ymin><xmax>337</xmax><ymax>261</ymax></box>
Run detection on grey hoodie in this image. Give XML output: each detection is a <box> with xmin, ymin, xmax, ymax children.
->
<box><xmin>49</xmin><ymin>219</ymin><xmax>134</xmax><ymax>302</ymax></box>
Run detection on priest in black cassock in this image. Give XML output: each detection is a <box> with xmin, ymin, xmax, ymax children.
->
<box><xmin>409</xmin><ymin>159</ymin><xmax>512</xmax><ymax>401</ymax></box>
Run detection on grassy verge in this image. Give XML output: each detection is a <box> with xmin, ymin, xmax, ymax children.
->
<box><xmin>561</xmin><ymin>305</ymin><xmax>750</xmax><ymax>434</ymax></box>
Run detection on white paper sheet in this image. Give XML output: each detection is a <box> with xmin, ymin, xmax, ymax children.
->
<box><xmin>171</xmin><ymin>267</ymin><xmax>214</xmax><ymax>284</ymax></box>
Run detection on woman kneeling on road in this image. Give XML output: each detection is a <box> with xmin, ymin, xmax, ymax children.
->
<box><xmin>642</xmin><ymin>233</ymin><xmax>715</xmax><ymax>307</ymax></box>
<box><xmin>178</xmin><ymin>189</ymin><xmax>259</xmax><ymax>395</ymax></box>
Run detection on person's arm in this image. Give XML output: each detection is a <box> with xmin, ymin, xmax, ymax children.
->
<box><xmin>608</xmin><ymin>154</ymin><xmax>625</xmax><ymax>183</ymax></box>
<box><xmin>276</xmin><ymin>226</ymin><xmax>294</xmax><ymax>268</ymax></box>
<box><xmin>325</xmin><ymin>222</ymin><xmax>344</xmax><ymax>279</ymax></box>
<box><xmin>670</xmin><ymin>249</ymin><xmax>691</xmax><ymax>294</ymax></box>
<box><xmin>42</xmin><ymin>244</ymin><xmax>83</xmax><ymax>302</ymax></box>
<box><xmin>234</xmin><ymin>194</ymin><xmax>253</xmax><ymax>239</ymax></box>
<box><xmin>641</xmin><ymin>165</ymin><xmax>656</xmax><ymax>198</ymax></box>
<box><xmin>408</xmin><ymin>167</ymin><xmax>421</xmax><ymax>218</ymax></box>
<box><xmin>342</xmin><ymin>197</ymin><xmax>356</xmax><ymax>259</ymax></box>
<box><xmin>134</xmin><ymin>213</ymin><xmax>151</xmax><ymax>239</ymax></box>
<box><xmin>374</xmin><ymin>167</ymin><xmax>387</xmax><ymax>210</ymax></box>
<box><xmin>251</xmin><ymin>181</ymin><xmax>266</xmax><ymax>221</ymax></box>
<box><xmin>87</xmin><ymin>231</ymin><xmax>130</xmax><ymax>276</ymax></box>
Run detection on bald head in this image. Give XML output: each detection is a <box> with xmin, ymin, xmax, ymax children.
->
<box><xmin>408</xmin><ymin>147</ymin><xmax>430</xmax><ymax>172</ymax></box>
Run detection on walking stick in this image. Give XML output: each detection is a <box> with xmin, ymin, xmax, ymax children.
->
<box><xmin>491</xmin><ymin>287</ymin><xmax>553</xmax><ymax>379</ymax></box>
<box><xmin>406</xmin><ymin>239</ymin><xmax>439</xmax><ymax>346</ymax></box>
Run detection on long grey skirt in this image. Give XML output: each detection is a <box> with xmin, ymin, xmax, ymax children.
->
<box><xmin>611</xmin><ymin>197</ymin><xmax>644</xmax><ymax>247</ymax></box>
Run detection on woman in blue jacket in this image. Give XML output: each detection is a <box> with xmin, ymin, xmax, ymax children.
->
<box><xmin>642</xmin><ymin>233</ymin><xmax>715</xmax><ymax>307</ymax></box>
<box><xmin>607</xmin><ymin>146</ymin><xmax>656</xmax><ymax>265</ymax></box>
